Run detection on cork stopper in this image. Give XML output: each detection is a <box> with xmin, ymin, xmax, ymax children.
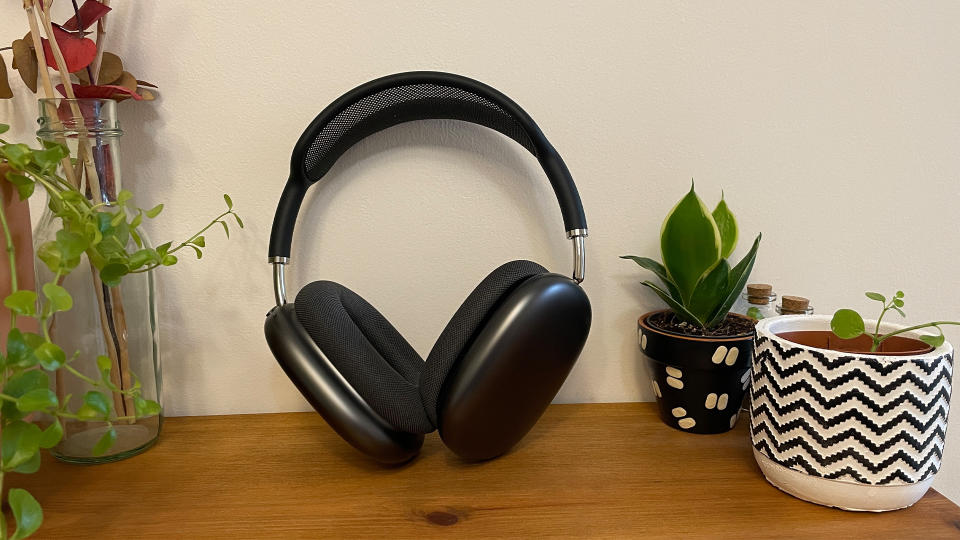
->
<box><xmin>780</xmin><ymin>295</ymin><xmax>810</xmax><ymax>314</ymax></box>
<box><xmin>746</xmin><ymin>283</ymin><xmax>774</xmax><ymax>305</ymax></box>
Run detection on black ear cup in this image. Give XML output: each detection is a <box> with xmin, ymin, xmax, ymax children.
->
<box><xmin>419</xmin><ymin>260</ymin><xmax>547</xmax><ymax>426</ymax></box>
<box><xmin>295</xmin><ymin>281</ymin><xmax>433</xmax><ymax>434</ymax></box>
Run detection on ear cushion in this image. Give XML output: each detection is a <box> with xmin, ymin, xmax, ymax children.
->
<box><xmin>419</xmin><ymin>260</ymin><xmax>548</xmax><ymax>426</ymax></box>
<box><xmin>295</xmin><ymin>281</ymin><xmax>434</xmax><ymax>434</ymax></box>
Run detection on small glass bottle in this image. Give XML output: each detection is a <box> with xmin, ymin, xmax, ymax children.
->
<box><xmin>777</xmin><ymin>295</ymin><xmax>814</xmax><ymax>315</ymax></box>
<box><xmin>735</xmin><ymin>283</ymin><xmax>778</xmax><ymax>320</ymax></box>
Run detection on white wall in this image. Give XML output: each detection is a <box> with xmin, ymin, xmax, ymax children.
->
<box><xmin>2</xmin><ymin>1</ymin><xmax>958</xmax><ymax>503</ymax></box>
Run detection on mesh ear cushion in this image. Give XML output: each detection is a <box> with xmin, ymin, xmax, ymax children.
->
<box><xmin>419</xmin><ymin>260</ymin><xmax>548</xmax><ymax>426</ymax></box>
<box><xmin>294</xmin><ymin>281</ymin><xmax>434</xmax><ymax>434</ymax></box>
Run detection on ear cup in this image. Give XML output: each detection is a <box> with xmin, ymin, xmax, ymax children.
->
<box><xmin>295</xmin><ymin>281</ymin><xmax>433</xmax><ymax>434</ymax></box>
<box><xmin>419</xmin><ymin>260</ymin><xmax>547</xmax><ymax>426</ymax></box>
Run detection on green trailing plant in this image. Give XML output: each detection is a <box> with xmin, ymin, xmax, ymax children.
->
<box><xmin>621</xmin><ymin>183</ymin><xmax>761</xmax><ymax>330</ymax></box>
<box><xmin>0</xmin><ymin>124</ymin><xmax>241</xmax><ymax>539</ymax></box>
<box><xmin>831</xmin><ymin>291</ymin><xmax>959</xmax><ymax>352</ymax></box>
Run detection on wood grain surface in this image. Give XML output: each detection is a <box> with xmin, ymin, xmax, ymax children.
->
<box><xmin>13</xmin><ymin>402</ymin><xmax>960</xmax><ymax>538</ymax></box>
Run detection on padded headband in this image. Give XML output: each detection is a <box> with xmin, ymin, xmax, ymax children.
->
<box><xmin>267</xmin><ymin>71</ymin><xmax>587</xmax><ymax>259</ymax></box>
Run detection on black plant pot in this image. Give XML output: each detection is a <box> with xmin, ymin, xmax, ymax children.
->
<box><xmin>638</xmin><ymin>309</ymin><xmax>755</xmax><ymax>434</ymax></box>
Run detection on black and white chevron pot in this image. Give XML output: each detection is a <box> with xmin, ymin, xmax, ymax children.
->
<box><xmin>639</xmin><ymin>310</ymin><xmax>755</xmax><ymax>434</ymax></box>
<box><xmin>750</xmin><ymin>315</ymin><xmax>953</xmax><ymax>511</ymax></box>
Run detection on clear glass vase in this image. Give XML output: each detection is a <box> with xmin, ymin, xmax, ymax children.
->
<box><xmin>35</xmin><ymin>98</ymin><xmax>162</xmax><ymax>463</ymax></box>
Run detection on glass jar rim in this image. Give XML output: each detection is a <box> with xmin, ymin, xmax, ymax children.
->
<box><xmin>37</xmin><ymin>98</ymin><xmax>122</xmax><ymax>135</ymax></box>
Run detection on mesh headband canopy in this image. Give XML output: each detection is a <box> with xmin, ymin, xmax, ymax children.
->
<box><xmin>268</xmin><ymin>71</ymin><xmax>586</xmax><ymax>258</ymax></box>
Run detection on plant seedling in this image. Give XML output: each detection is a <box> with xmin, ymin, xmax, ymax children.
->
<box><xmin>831</xmin><ymin>291</ymin><xmax>959</xmax><ymax>352</ymax></box>
<box><xmin>621</xmin><ymin>182</ymin><xmax>761</xmax><ymax>329</ymax></box>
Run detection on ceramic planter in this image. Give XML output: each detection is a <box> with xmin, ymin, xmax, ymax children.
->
<box><xmin>639</xmin><ymin>310</ymin><xmax>755</xmax><ymax>434</ymax></box>
<box><xmin>750</xmin><ymin>315</ymin><xmax>953</xmax><ymax>511</ymax></box>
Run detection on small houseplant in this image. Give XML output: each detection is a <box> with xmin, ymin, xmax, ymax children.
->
<box><xmin>750</xmin><ymin>291</ymin><xmax>954</xmax><ymax>511</ymax></box>
<box><xmin>0</xmin><ymin>127</ymin><xmax>241</xmax><ymax>537</ymax></box>
<box><xmin>622</xmin><ymin>183</ymin><xmax>761</xmax><ymax>433</ymax></box>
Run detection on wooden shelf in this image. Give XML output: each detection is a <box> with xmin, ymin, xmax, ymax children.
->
<box><xmin>14</xmin><ymin>403</ymin><xmax>960</xmax><ymax>538</ymax></box>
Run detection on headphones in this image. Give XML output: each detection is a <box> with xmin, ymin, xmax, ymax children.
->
<box><xmin>264</xmin><ymin>72</ymin><xmax>591</xmax><ymax>464</ymax></box>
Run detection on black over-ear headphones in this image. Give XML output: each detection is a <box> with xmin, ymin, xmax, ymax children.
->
<box><xmin>265</xmin><ymin>72</ymin><xmax>591</xmax><ymax>464</ymax></box>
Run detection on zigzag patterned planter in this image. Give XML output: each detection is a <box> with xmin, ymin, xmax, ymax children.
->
<box><xmin>750</xmin><ymin>315</ymin><xmax>953</xmax><ymax>511</ymax></box>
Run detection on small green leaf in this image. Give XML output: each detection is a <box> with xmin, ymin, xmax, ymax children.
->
<box><xmin>39</xmin><ymin>419</ymin><xmax>63</xmax><ymax>449</ymax></box>
<box><xmin>3</xmin><ymin>371</ymin><xmax>50</xmax><ymax>399</ymax></box>
<box><xmin>187</xmin><ymin>245</ymin><xmax>202</xmax><ymax>259</ymax></box>
<box><xmin>134</xmin><ymin>397</ymin><xmax>161</xmax><ymax>417</ymax></box>
<box><xmin>146</xmin><ymin>204</ymin><xmax>163</xmax><ymax>218</ymax></box>
<box><xmin>100</xmin><ymin>263</ymin><xmax>129</xmax><ymax>287</ymax></box>
<box><xmin>712</xmin><ymin>194</ymin><xmax>739</xmax><ymax>260</ymax></box>
<box><xmin>2</xmin><ymin>421</ymin><xmax>41</xmax><ymax>470</ymax></box>
<box><xmin>865</xmin><ymin>292</ymin><xmax>886</xmax><ymax>303</ymax></box>
<box><xmin>55</xmin><ymin>229</ymin><xmax>87</xmax><ymax>262</ymax></box>
<box><xmin>746</xmin><ymin>306</ymin><xmax>763</xmax><ymax>320</ymax></box>
<box><xmin>156</xmin><ymin>241</ymin><xmax>172</xmax><ymax>256</ymax></box>
<box><xmin>131</xmin><ymin>228</ymin><xmax>143</xmax><ymax>249</ymax></box>
<box><xmin>32</xmin><ymin>145</ymin><xmax>68</xmax><ymax>172</ymax></box>
<box><xmin>893</xmin><ymin>298</ymin><xmax>904</xmax><ymax>308</ymax></box>
<box><xmin>16</xmin><ymin>388</ymin><xmax>58</xmax><ymax>412</ymax></box>
<box><xmin>42</xmin><ymin>283</ymin><xmax>72</xmax><ymax>312</ymax></box>
<box><xmin>919</xmin><ymin>334</ymin><xmax>945</xmax><ymax>348</ymax></box>
<box><xmin>0</xmin><ymin>124</ymin><xmax>8</xmax><ymax>134</ymax></box>
<box><xmin>82</xmin><ymin>390</ymin><xmax>111</xmax><ymax>418</ymax></box>
<box><xmin>8</xmin><ymin>488</ymin><xmax>43</xmax><ymax>540</ymax></box>
<box><xmin>117</xmin><ymin>189</ymin><xmax>133</xmax><ymax>204</ymax></box>
<box><xmin>161</xmin><ymin>254</ymin><xmax>178</xmax><ymax>266</ymax></box>
<box><xmin>219</xmin><ymin>220</ymin><xmax>230</xmax><ymax>238</ymax></box>
<box><xmin>75</xmin><ymin>404</ymin><xmax>101</xmax><ymax>421</ymax></box>
<box><xmin>831</xmin><ymin>309</ymin><xmax>866</xmax><ymax>339</ymax></box>
<box><xmin>36</xmin><ymin>241</ymin><xmax>62</xmax><ymax>272</ymax></box>
<box><xmin>233</xmin><ymin>213</ymin><xmax>244</xmax><ymax>228</ymax></box>
<box><xmin>127</xmin><ymin>248</ymin><xmax>154</xmax><ymax>270</ymax></box>
<box><xmin>194</xmin><ymin>235</ymin><xmax>206</xmax><ymax>247</ymax></box>
<box><xmin>892</xmin><ymin>306</ymin><xmax>906</xmax><ymax>317</ymax></box>
<box><xmin>5</xmin><ymin>172</ymin><xmax>35</xmax><ymax>200</ymax></box>
<box><xmin>92</xmin><ymin>427</ymin><xmax>117</xmax><ymax>456</ymax></box>
<box><xmin>34</xmin><ymin>342</ymin><xmax>66</xmax><ymax>370</ymax></box>
<box><xmin>12</xmin><ymin>451</ymin><xmax>41</xmax><ymax>474</ymax></box>
<box><xmin>2</xmin><ymin>144</ymin><xmax>32</xmax><ymax>169</ymax></box>
<box><xmin>6</xmin><ymin>328</ymin><xmax>30</xmax><ymax>367</ymax></box>
<box><xmin>110</xmin><ymin>210</ymin><xmax>126</xmax><ymax>227</ymax></box>
<box><xmin>130</xmin><ymin>210</ymin><xmax>144</xmax><ymax>229</ymax></box>
<box><xmin>896</xmin><ymin>290</ymin><xmax>904</xmax><ymax>298</ymax></box>
<box><xmin>97</xmin><ymin>355</ymin><xmax>112</xmax><ymax>372</ymax></box>
<box><xmin>223</xmin><ymin>193</ymin><xmax>233</xmax><ymax>209</ymax></box>
<box><xmin>4</xmin><ymin>290</ymin><xmax>37</xmax><ymax>317</ymax></box>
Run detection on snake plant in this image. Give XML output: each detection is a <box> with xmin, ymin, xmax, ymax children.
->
<box><xmin>621</xmin><ymin>183</ymin><xmax>761</xmax><ymax>329</ymax></box>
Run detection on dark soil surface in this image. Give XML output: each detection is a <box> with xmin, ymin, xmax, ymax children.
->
<box><xmin>648</xmin><ymin>311</ymin><xmax>756</xmax><ymax>338</ymax></box>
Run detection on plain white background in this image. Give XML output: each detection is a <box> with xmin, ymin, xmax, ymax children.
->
<box><xmin>1</xmin><ymin>1</ymin><xmax>958</xmax><ymax>503</ymax></box>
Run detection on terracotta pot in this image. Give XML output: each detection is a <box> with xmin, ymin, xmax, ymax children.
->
<box><xmin>638</xmin><ymin>309</ymin><xmax>755</xmax><ymax>434</ymax></box>
<box><xmin>750</xmin><ymin>315</ymin><xmax>953</xmax><ymax>511</ymax></box>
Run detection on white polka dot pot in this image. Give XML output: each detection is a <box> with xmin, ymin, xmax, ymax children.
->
<box><xmin>750</xmin><ymin>315</ymin><xmax>953</xmax><ymax>511</ymax></box>
<box><xmin>638</xmin><ymin>310</ymin><xmax>754</xmax><ymax>434</ymax></box>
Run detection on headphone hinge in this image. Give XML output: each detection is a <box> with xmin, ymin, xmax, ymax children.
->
<box><xmin>270</xmin><ymin>257</ymin><xmax>289</xmax><ymax>306</ymax></box>
<box><xmin>566</xmin><ymin>229</ymin><xmax>587</xmax><ymax>284</ymax></box>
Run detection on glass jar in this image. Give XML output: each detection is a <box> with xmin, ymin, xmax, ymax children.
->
<box><xmin>733</xmin><ymin>283</ymin><xmax>778</xmax><ymax>320</ymax></box>
<box><xmin>35</xmin><ymin>98</ymin><xmax>162</xmax><ymax>463</ymax></box>
<box><xmin>777</xmin><ymin>295</ymin><xmax>814</xmax><ymax>316</ymax></box>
